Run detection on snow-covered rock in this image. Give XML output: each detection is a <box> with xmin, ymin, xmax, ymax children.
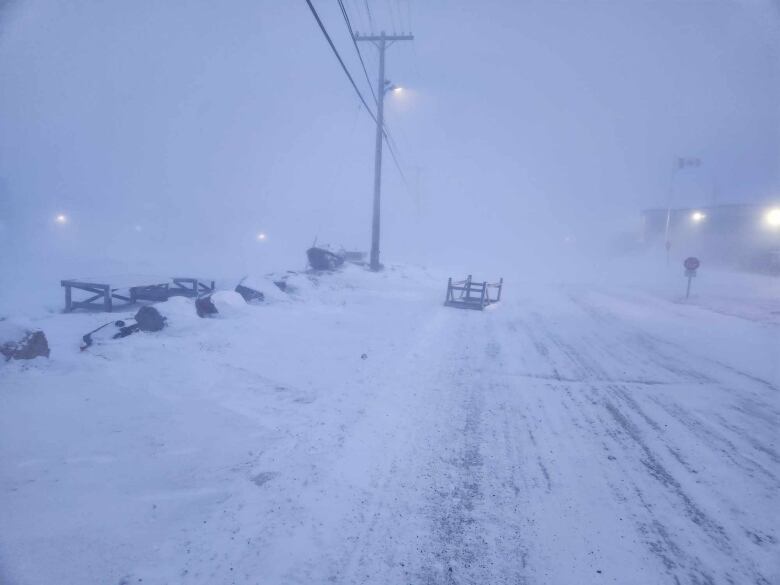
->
<box><xmin>0</xmin><ymin>321</ymin><xmax>50</xmax><ymax>360</ymax></box>
<box><xmin>239</xmin><ymin>276</ymin><xmax>290</xmax><ymax>303</ymax></box>
<box><xmin>210</xmin><ymin>290</ymin><xmax>249</xmax><ymax>318</ymax></box>
<box><xmin>161</xmin><ymin>296</ymin><xmax>201</xmax><ymax>324</ymax></box>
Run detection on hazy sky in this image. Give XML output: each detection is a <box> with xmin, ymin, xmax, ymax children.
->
<box><xmin>1</xmin><ymin>0</ymin><xmax>778</xmax><ymax>276</ymax></box>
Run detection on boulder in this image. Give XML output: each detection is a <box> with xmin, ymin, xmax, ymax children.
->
<box><xmin>135</xmin><ymin>306</ymin><xmax>166</xmax><ymax>332</ymax></box>
<box><xmin>1</xmin><ymin>324</ymin><xmax>50</xmax><ymax>361</ymax></box>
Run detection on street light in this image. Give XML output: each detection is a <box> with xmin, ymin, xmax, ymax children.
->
<box><xmin>256</xmin><ymin>232</ymin><xmax>267</xmax><ymax>241</ymax></box>
<box><xmin>55</xmin><ymin>213</ymin><xmax>68</xmax><ymax>224</ymax></box>
<box><xmin>691</xmin><ymin>211</ymin><xmax>706</xmax><ymax>223</ymax></box>
<box><xmin>765</xmin><ymin>207</ymin><xmax>780</xmax><ymax>228</ymax></box>
<box><xmin>384</xmin><ymin>81</ymin><xmax>402</xmax><ymax>95</ymax></box>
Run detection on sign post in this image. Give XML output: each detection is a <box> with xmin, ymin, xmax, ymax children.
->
<box><xmin>683</xmin><ymin>257</ymin><xmax>700</xmax><ymax>299</ymax></box>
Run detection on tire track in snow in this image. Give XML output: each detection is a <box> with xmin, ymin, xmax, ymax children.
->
<box><xmin>417</xmin><ymin>314</ymin><xmax>531</xmax><ymax>585</ymax></box>
<box><xmin>509</xmin><ymin>290</ymin><xmax>776</xmax><ymax>584</ymax></box>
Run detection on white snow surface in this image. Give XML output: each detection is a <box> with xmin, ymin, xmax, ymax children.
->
<box><xmin>0</xmin><ymin>263</ymin><xmax>778</xmax><ymax>585</ymax></box>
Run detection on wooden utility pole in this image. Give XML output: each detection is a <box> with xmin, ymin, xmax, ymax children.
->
<box><xmin>355</xmin><ymin>31</ymin><xmax>413</xmax><ymax>271</ymax></box>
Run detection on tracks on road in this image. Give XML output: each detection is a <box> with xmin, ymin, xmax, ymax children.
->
<box><xmin>166</xmin><ymin>286</ymin><xmax>778</xmax><ymax>585</ymax></box>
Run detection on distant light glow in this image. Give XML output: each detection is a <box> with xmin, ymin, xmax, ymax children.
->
<box><xmin>55</xmin><ymin>214</ymin><xmax>68</xmax><ymax>224</ymax></box>
<box><xmin>765</xmin><ymin>208</ymin><xmax>780</xmax><ymax>228</ymax></box>
<box><xmin>256</xmin><ymin>232</ymin><xmax>267</xmax><ymax>241</ymax></box>
<box><xmin>690</xmin><ymin>211</ymin><xmax>706</xmax><ymax>223</ymax></box>
<box><xmin>392</xmin><ymin>86</ymin><xmax>403</xmax><ymax>93</ymax></box>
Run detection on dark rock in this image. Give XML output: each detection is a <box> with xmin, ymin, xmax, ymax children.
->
<box><xmin>235</xmin><ymin>284</ymin><xmax>265</xmax><ymax>303</ymax></box>
<box><xmin>195</xmin><ymin>295</ymin><xmax>218</xmax><ymax>318</ymax></box>
<box><xmin>135</xmin><ymin>306</ymin><xmax>166</xmax><ymax>332</ymax></box>
<box><xmin>1</xmin><ymin>330</ymin><xmax>50</xmax><ymax>361</ymax></box>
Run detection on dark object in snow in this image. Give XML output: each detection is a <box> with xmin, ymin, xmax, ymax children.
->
<box><xmin>196</xmin><ymin>295</ymin><xmax>219</xmax><ymax>317</ymax></box>
<box><xmin>307</xmin><ymin>247</ymin><xmax>345</xmax><ymax>271</ymax></box>
<box><xmin>361</xmin><ymin>353</ymin><xmax>368</xmax><ymax>360</ymax></box>
<box><xmin>81</xmin><ymin>319</ymin><xmax>128</xmax><ymax>350</ymax></box>
<box><xmin>135</xmin><ymin>306</ymin><xmax>166</xmax><ymax>332</ymax></box>
<box><xmin>1</xmin><ymin>330</ymin><xmax>50</xmax><ymax>360</ymax></box>
<box><xmin>235</xmin><ymin>284</ymin><xmax>265</xmax><ymax>303</ymax></box>
<box><xmin>273</xmin><ymin>280</ymin><xmax>287</xmax><ymax>292</ymax></box>
<box><xmin>81</xmin><ymin>307</ymin><xmax>166</xmax><ymax>350</ymax></box>
<box><xmin>444</xmin><ymin>275</ymin><xmax>503</xmax><ymax>311</ymax></box>
<box><xmin>251</xmin><ymin>471</ymin><xmax>279</xmax><ymax>487</ymax></box>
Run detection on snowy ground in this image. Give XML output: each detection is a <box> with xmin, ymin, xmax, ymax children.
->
<box><xmin>1</xmin><ymin>264</ymin><xmax>778</xmax><ymax>585</ymax></box>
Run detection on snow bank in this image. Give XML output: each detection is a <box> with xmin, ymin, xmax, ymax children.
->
<box><xmin>210</xmin><ymin>291</ymin><xmax>250</xmax><ymax>319</ymax></box>
<box><xmin>239</xmin><ymin>276</ymin><xmax>290</xmax><ymax>303</ymax></box>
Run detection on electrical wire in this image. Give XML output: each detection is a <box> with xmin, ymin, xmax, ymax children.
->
<box><xmin>303</xmin><ymin>0</ymin><xmax>379</xmax><ymax>125</ymax></box>
<box><xmin>304</xmin><ymin>0</ymin><xmax>411</xmax><ymax>192</ymax></box>
<box><xmin>337</xmin><ymin>0</ymin><xmax>378</xmax><ymax>105</ymax></box>
<box><xmin>363</xmin><ymin>0</ymin><xmax>375</xmax><ymax>33</ymax></box>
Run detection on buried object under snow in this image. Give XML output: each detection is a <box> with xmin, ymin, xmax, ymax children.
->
<box><xmin>81</xmin><ymin>306</ymin><xmax>167</xmax><ymax>350</ymax></box>
<box><xmin>195</xmin><ymin>295</ymin><xmax>219</xmax><ymax>317</ymax></box>
<box><xmin>196</xmin><ymin>291</ymin><xmax>249</xmax><ymax>318</ymax></box>
<box><xmin>0</xmin><ymin>324</ymin><xmax>50</xmax><ymax>360</ymax></box>
<box><xmin>235</xmin><ymin>283</ymin><xmax>265</xmax><ymax>303</ymax></box>
<box><xmin>235</xmin><ymin>275</ymin><xmax>291</xmax><ymax>303</ymax></box>
<box><xmin>307</xmin><ymin>247</ymin><xmax>345</xmax><ymax>271</ymax></box>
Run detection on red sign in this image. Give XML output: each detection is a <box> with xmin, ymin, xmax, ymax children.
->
<box><xmin>684</xmin><ymin>257</ymin><xmax>700</xmax><ymax>271</ymax></box>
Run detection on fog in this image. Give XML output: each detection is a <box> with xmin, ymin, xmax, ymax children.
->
<box><xmin>1</xmin><ymin>0</ymin><xmax>778</xmax><ymax>294</ymax></box>
<box><xmin>3</xmin><ymin>3</ymin><xmax>780</xmax><ymax>583</ymax></box>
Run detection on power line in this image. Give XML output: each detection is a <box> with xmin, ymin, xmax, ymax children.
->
<box><xmin>385</xmin><ymin>0</ymin><xmax>398</xmax><ymax>32</ymax></box>
<box><xmin>402</xmin><ymin>0</ymin><xmax>413</xmax><ymax>33</ymax></box>
<box><xmin>336</xmin><ymin>2</ymin><xmax>412</xmax><ymax>190</ymax></box>
<box><xmin>303</xmin><ymin>0</ymin><xmax>379</xmax><ymax>125</ymax></box>
<box><xmin>337</xmin><ymin>0</ymin><xmax>378</xmax><ymax>105</ymax></box>
<box><xmin>304</xmin><ymin>0</ymin><xmax>409</xmax><ymax>189</ymax></box>
<box><xmin>383</xmin><ymin>126</ymin><xmax>412</xmax><ymax>191</ymax></box>
<box><xmin>363</xmin><ymin>0</ymin><xmax>375</xmax><ymax>33</ymax></box>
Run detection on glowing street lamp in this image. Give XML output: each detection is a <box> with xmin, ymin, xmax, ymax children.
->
<box><xmin>690</xmin><ymin>211</ymin><xmax>706</xmax><ymax>223</ymax></box>
<box><xmin>765</xmin><ymin>208</ymin><xmax>780</xmax><ymax>228</ymax></box>
<box><xmin>384</xmin><ymin>81</ymin><xmax>404</xmax><ymax>95</ymax></box>
<box><xmin>55</xmin><ymin>213</ymin><xmax>68</xmax><ymax>224</ymax></box>
<box><xmin>256</xmin><ymin>232</ymin><xmax>267</xmax><ymax>242</ymax></box>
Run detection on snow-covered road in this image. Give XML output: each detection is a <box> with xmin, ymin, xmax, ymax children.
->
<box><xmin>1</xmin><ymin>267</ymin><xmax>778</xmax><ymax>584</ymax></box>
